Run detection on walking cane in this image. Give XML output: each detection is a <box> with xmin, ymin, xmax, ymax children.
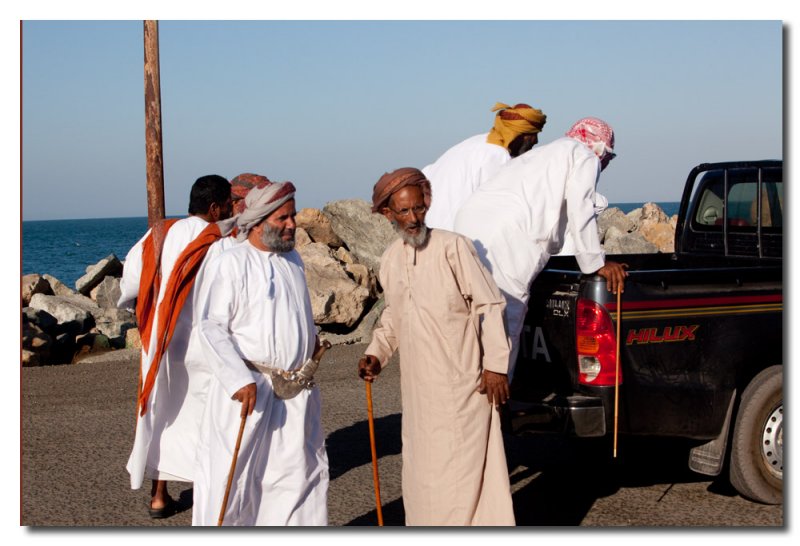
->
<box><xmin>365</xmin><ymin>381</ymin><xmax>384</xmax><ymax>526</ymax></box>
<box><xmin>613</xmin><ymin>287</ymin><xmax>622</xmax><ymax>458</ymax></box>
<box><xmin>217</xmin><ymin>412</ymin><xmax>247</xmax><ymax>526</ymax></box>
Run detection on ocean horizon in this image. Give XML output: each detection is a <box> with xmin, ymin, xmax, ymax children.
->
<box><xmin>22</xmin><ymin>201</ymin><xmax>680</xmax><ymax>288</ymax></box>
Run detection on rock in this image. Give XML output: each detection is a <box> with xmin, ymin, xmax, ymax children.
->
<box><xmin>22</xmin><ymin>320</ymin><xmax>53</xmax><ymax>365</ymax></box>
<box><xmin>22</xmin><ymin>307</ymin><xmax>58</xmax><ymax>332</ymax></box>
<box><xmin>75</xmin><ymin>254</ymin><xmax>123</xmax><ymax>295</ymax></box>
<box><xmin>294</xmin><ymin>227</ymin><xmax>313</xmax><ymax>248</ymax></box>
<box><xmin>90</xmin><ymin>276</ymin><xmax>122</xmax><ymax>308</ymax></box>
<box><xmin>296</xmin><ymin>208</ymin><xmax>344</xmax><ymax>248</ymax></box>
<box><xmin>344</xmin><ymin>262</ymin><xmax>378</xmax><ymax>298</ymax></box>
<box><xmin>323</xmin><ymin>199</ymin><xmax>397</xmax><ymax>275</ymax></box>
<box><xmin>28</xmin><ymin>293</ymin><xmax>99</xmax><ymax>338</ymax></box>
<box><xmin>73</xmin><ymin>333</ymin><xmax>113</xmax><ymax>363</ymax></box>
<box><xmin>603</xmin><ymin>226</ymin><xmax>659</xmax><ymax>254</ymax></box>
<box><xmin>22</xmin><ymin>349</ymin><xmax>40</xmax><ymax>367</ymax></box>
<box><xmin>22</xmin><ymin>274</ymin><xmax>53</xmax><ymax>306</ymax></box>
<box><xmin>321</xmin><ymin>298</ymin><xmax>386</xmax><ymax>345</ymax></box>
<box><xmin>298</xmin><ymin>242</ymin><xmax>371</xmax><ymax>327</ymax></box>
<box><xmin>639</xmin><ymin>222</ymin><xmax>676</xmax><ymax>253</ymax></box>
<box><xmin>94</xmin><ymin>307</ymin><xmax>137</xmax><ymax>348</ymax></box>
<box><xmin>597</xmin><ymin>208</ymin><xmax>636</xmax><ymax>242</ymax></box>
<box><xmin>125</xmin><ymin>327</ymin><xmax>142</xmax><ymax>350</ymax></box>
<box><xmin>43</xmin><ymin>274</ymin><xmax>77</xmax><ymax>297</ymax></box>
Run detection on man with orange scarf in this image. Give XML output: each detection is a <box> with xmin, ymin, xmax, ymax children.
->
<box><xmin>117</xmin><ymin>175</ymin><xmax>234</xmax><ymax>518</ymax></box>
<box><xmin>422</xmin><ymin>102</ymin><xmax>546</xmax><ymax>231</ymax></box>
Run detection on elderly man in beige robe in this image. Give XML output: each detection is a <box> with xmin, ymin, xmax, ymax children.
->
<box><xmin>358</xmin><ymin>167</ymin><xmax>515</xmax><ymax>526</ymax></box>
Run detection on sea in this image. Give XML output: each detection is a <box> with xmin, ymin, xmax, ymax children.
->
<box><xmin>22</xmin><ymin>202</ymin><xmax>680</xmax><ymax>288</ymax></box>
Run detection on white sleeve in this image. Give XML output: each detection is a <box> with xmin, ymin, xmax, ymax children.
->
<box><xmin>117</xmin><ymin>230</ymin><xmax>150</xmax><ymax>309</ymax></box>
<box><xmin>196</xmin><ymin>254</ymin><xmax>256</xmax><ymax>397</ymax></box>
<box><xmin>565</xmin><ymin>154</ymin><xmax>606</xmax><ymax>274</ymax></box>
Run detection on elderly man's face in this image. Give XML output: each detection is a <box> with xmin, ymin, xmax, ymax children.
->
<box><xmin>382</xmin><ymin>185</ymin><xmax>429</xmax><ymax>248</ymax></box>
<box><xmin>250</xmin><ymin>199</ymin><xmax>297</xmax><ymax>252</ymax></box>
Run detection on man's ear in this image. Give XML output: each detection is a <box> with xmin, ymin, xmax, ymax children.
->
<box><xmin>380</xmin><ymin>207</ymin><xmax>394</xmax><ymax>223</ymax></box>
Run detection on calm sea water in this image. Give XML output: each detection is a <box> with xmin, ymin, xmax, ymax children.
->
<box><xmin>22</xmin><ymin>202</ymin><xmax>680</xmax><ymax>288</ymax></box>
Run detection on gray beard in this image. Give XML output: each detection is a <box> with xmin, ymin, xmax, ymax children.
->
<box><xmin>393</xmin><ymin>222</ymin><xmax>429</xmax><ymax>248</ymax></box>
<box><xmin>261</xmin><ymin>223</ymin><xmax>295</xmax><ymax>253</ymax></box>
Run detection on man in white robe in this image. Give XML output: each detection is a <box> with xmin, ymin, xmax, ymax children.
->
<box><xmin>454</xmin><ymin>117</ymin><xmax>629</xmax><ymax>380</ymax></box>
<box><xmin>191</xmin><ymin>179</ymin><xmax>329</xmax><ymax>526</ymax></box>
<box><xmin>423</xmin><ymin>102</ymin><xmax>546</xmax><ymax>231</ymax></box>
<box><xmin>359</xmin><ymin>168</ymin><xmax>515</xmax><ymax>526</ymax></box>
<box><xmin>118</xmin><ymin>175</ymin><xmax>234</xmax><ymax>518</ymax></box>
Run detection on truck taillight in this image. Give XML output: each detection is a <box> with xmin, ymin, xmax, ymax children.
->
<box><xmin>576</xmin><ymin>298</ymin><xmax>621</xmax><ymax>386</ymax></box>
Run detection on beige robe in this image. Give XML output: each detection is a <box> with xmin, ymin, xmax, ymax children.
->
<box><xmin>366</xmin><ymin>229</ymin><xmax>515</xmax><ymax>526</ymax></box>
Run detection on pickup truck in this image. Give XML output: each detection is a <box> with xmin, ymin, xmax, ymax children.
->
<box><xmin>506</xmin><ymin>160</ymin><xmax>783</xmax><ymax>505</ymax></box>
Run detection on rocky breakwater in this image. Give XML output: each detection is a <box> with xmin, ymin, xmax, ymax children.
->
<box><xmin>20</xmin><ymin>201</ymin><xmax>676</xmax><ymax>367</ymax></box>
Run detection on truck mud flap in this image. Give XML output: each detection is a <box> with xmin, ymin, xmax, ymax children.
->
<box><xmin>688</xmin><ymin>390</ymin><xmax>736</xmax><ymax>476</ymax></box>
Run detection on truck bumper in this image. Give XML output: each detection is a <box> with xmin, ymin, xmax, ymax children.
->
<box><xmin>506</xmin><ymin>395</ymin><xmax>607</xmax><ymax>437</ymax></box>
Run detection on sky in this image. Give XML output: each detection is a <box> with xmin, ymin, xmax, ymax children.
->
<box><xmin>19</xmin><ymin>17</ymin><xmax>784</xmax><ymax>221</ymax></box>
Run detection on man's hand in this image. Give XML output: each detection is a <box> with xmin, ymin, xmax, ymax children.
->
<box><xmin>596</xmin><ymin>260</ymin><xmax>629</xmax><ymax>294</ymax></box>
<box><xmin>232</xmin><ymin>382</ymin><xmax>257</xmax><ymax>418</ymax></box>
<box><xmin>358</xmin><ymin>355</ymin><xmax>382</xmax><ymax>383</ymax></box>
<box><xmin>477</xmin><ymin>370</ymin><xmax>510</xmax><ymax>407</ymax></box>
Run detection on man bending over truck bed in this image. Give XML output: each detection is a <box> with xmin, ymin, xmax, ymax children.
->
<box><xmin>454</xmin><ymin>117</ymin><xmax>629</xmax><ymax>380</ymax></box>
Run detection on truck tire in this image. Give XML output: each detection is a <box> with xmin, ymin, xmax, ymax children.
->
<box><xmin>729</xmin><ymin>365</ymin><xmax>783</xmax><ymax>504</ymax></box>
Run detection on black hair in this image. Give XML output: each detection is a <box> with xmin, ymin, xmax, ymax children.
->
<box><xmin>188</xmin><ymin>175</ymin><xmax>230</xmax><ymax>215</ymax></box>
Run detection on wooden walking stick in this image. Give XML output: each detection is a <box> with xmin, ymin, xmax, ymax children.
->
<box><xmin>613</xmin><ymin>288</ymin><xmax>622</xmax><ymax>458</ymax></box>
<box><xmin>365</xmin><ymin>381</ymin><xmax>384</xmax><ymax>526</ymax></box>
<box><xmin>217</xmin><ymin>412</ymin><xmax>247</xmax><ymax>526</ymax></box>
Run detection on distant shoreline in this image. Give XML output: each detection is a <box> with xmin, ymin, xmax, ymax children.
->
<box><xmin>22</xmin><ymin>201</ymin><xmax>681</xmax><ymax>224</ymax></box>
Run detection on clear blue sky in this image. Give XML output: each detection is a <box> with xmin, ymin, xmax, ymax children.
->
<box><xmin>21</xmin><ymin>19</ymin><xmax>783</xmax><ymax>220</ymax></box>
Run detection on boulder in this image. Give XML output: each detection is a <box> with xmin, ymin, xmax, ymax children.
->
<box><xmin>90</xmin><ymin>276</ymin><xmax>122</xmax><ymax>308</ymax></box>
<box><xmin>75</xmin><ymin>254</ymin><xmax>123</xmax><ymax>295</ymax></box>
<box><xmin>93</xmin><ymin>307</ymin><xmax>137</xmax><ymax>348</ymax></box>
<box><xmin>321</xmin><ymin>298</ymin><xmax>386</xmax><ymax>345</ymax></box>
<box><xmin>43</xmin><ymin>274</ymin><xmax>77</xmax><ymax>297</ymax></box>
<box><xmin>294</xmin><ymin>227</ymin><xmax>313</xmax><ymax>249</ymax></box>
<box><xmin>72</xmin><ymin>333</ymin><xmax>113</xmax><ymax>363</ymax></box>
<box><xmin>22</xmin><ymin>274</ymin><xmax>53</xmax><ymax>306</ymax></box>
<box><xmin>323</xmin><ymin>199</ymin><xmax>397</xmax><ymax>275</ymax></box>
<box><xmin>639</xmin><ymin>222</ymin><xmax>676</xmax><ymax>253</ymax></box>
<box><xmin>126</xmin><ymin>327</ymin><xmax>142</xmax><ymax>350</ymax></box>
<box><xmin>22</xmin><ymin>349</ymin><xmax>40</xmax><ymax>367</ymax></box>
<box><xmin>603</xmin><ymin>226</ymin><xmax>659</xmax><ymax>254</ymax></box>
<box><xmin>22</xmin><ymin>307</ymin><xmax>58</xmax><ymax>332</ymax></box>
<box><xmin>22</xmin><ymin>320</ymin><xmax>53</xmax><ymax>365</ymax></box>
<box><xmin>296</xmin><ymin>208</ymin><xmax>344</xmax><ymax>248</ymax></box>
<box><xmin>597</xmin><ymin>207</ymin><xmax>636</xmax><ymax>242</ymax></box>
<box><xmin>298</xmin><ymin>242</ymin><xmax>371</xmax><ymax>327</ymax></box>
<box><xmin>28</xmin><ymin>293</ymin><xmax>99</xmax><ymax>338</ymax></box>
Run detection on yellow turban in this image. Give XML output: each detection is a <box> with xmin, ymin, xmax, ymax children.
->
<box><xmin>486</xmin><ymin>102</ymin><xmax>547</xmax><ymax>149</ymax></box>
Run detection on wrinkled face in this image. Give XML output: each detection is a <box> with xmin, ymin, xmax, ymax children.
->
<box><xmin>382</xmin><ymin>185</ymin><xmax>429</xmax><ymax>248</ymax></box>
<box><xmin>249</xmin><ymin>199</ymin><xmax>297</xmax><ymax>252</ymax></box>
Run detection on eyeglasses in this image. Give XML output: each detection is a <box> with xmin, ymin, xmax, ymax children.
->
<box><xmin>388</xmin><ymin>205</ymin><xmax>427</xmax><ymax>218</ymax></box>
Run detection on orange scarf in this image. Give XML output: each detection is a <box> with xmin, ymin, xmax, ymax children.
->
<box><xmin>137</xmin><ymin>221</ymin><xmax>227</xmax><ymax>416</ymax></box>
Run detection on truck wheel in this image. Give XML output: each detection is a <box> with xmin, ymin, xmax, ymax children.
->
<box><xmin>729</xmin><ymin>365</ymin><xmax>783</xmax><ymax>504</ymax></box>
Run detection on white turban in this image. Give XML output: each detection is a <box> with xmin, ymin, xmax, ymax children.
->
<box><xmin>235</xmin><ymin>180</ymin><xmax>296</xmax><ymax>241</ymax></box>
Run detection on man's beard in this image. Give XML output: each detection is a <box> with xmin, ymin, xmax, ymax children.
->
<box><xmin>392</xmin><ymin>221</ymin><xmax>429</xmax><ymax>248</ymax></box>
<box><xmin>261</xmin><ymin>223</ymin><xmax>295</xmax><ymax>252</ymax></box>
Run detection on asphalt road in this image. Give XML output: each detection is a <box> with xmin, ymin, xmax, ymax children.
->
<box><xmin>21</xmin><ymin>344</ymin><xmax>783</xmax><ymax>528</ymax></box>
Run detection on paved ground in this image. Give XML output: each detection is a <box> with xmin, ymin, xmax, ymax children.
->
<box><xmin>21</xmin><ymin>344</ymin><xmax>784</xmax><ymax>529</ymax></box>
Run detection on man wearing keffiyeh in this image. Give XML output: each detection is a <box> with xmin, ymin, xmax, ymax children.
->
<box><xmin>189</xmin><ymin>177</ymin><xmax>329</xmax><ymax>526</ymax></box>
<box><xmin>359</xmin><ymin>167</ymin><xmax>516</xmax><ymax>526</ymax></box>
<box><xmin>422</xmin><ymin>101</ymin><xmax>547</xmax><ymax>231</ymax></box>
<box><xmin>454</xmin><ymin>117</ymin><xmax>628</xmax><ymax>381</ymax></box>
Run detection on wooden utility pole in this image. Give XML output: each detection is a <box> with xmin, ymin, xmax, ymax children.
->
<box><xmin>143</xmin><ymin>20</ymin><xmax>165</xmax><ymax>226</ymax></box>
